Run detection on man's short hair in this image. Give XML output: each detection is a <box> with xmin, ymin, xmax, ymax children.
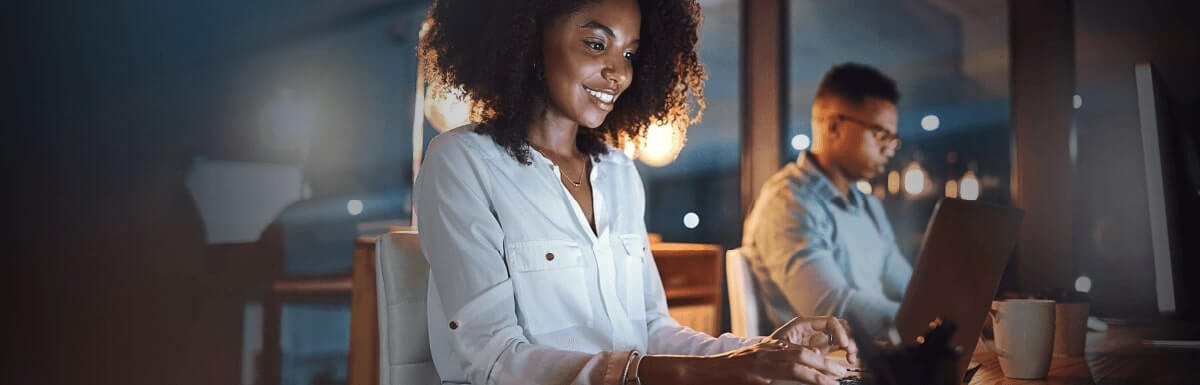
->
<box><xmin>815</xmin><ymin>63</ymin><xmax>900</xmax><ymax>105</ymax></box>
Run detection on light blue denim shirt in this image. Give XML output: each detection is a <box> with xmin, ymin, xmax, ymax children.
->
<box><xmin>741</xmin><ymin>152</ymin><xmax>912</xmax><ymax>338</ymax></box>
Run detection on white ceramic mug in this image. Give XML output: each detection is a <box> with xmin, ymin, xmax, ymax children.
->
<box><xmin>980</xmin><ymin>299</ymin><xmax>1056</xmax><ymax>379</ymax></box>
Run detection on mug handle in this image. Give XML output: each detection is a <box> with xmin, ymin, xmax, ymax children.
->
<box><xmin>978</xmin><ymin>308</ymin><xmax>1009</xmax><ymax>358</ymax></box>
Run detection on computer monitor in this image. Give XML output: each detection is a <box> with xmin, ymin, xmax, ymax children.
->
<box><xmin>1135</xmin><ymin>61</ymin><xmax>1200</xmax><ymax>320</ymax></box>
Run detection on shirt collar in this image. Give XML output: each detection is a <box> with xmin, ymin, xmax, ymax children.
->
<box><xmin>527</xmin><ymin>145</ymin><xmax>611</xmax><ymax>182</ymax></box>
<box><xmin>796</xmin><ymin>152</ymin><xmax>861</xmax><ymax>210</ymax></box>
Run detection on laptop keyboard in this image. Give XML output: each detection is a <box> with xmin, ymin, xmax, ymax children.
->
<box><xmin>838</xmin><ymin>376</ymin><xmax>868</xmax><ymax>385</ymax></box>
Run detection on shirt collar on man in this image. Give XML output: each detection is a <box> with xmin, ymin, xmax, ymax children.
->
<box><xmin>796</xmin><ymin>152</ymin><xmax>861</xmax><ymax>211</ymax></box>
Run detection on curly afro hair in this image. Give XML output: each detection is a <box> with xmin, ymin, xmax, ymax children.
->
<box><xmin>419</xmin><ymin>0</ymin><xmax>706</xmax><ymax>164</ymax></box>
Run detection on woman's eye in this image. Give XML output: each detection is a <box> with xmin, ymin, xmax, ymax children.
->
<box><xmin>624</xmin><ymin>51</ymin><xmax>635</xmax><ymax>60</ymax></box>
<box><xmin>586</xmin><ymin>41</ymin><xmax>605</xmax><ymax>51</ymax></box>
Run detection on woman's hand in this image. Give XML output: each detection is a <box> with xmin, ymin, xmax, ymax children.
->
<box><xmin>769</xmin><ymin>316</ymin><xmax>859</xmax><ymax>366</ymax></box>
<box><xmin>637</xmin><ymin>338</ymin><xmax>848</xmax><ymax>385</ymax></box>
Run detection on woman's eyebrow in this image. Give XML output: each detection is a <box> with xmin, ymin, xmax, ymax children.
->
<box><xmin>580</xmin><ymin>21</ymin><xmax>616</xmax><ymax>38</ymax></box>
<box><xmin>580</xmin><ymin>21</ymin><xmax>640</xmax><ymax>45</ymax></box>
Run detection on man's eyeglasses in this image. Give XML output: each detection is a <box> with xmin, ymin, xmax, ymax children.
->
<box><xmin>834</xmin><ymin>114</ymin><xmax>901</xmax><ymax>150</ymax></box>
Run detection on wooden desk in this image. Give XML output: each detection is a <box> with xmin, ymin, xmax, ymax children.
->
<box><xmin>967</xmin><ymin>324</ymin><xmax>1197</xmax><ymax>384</ymax></box>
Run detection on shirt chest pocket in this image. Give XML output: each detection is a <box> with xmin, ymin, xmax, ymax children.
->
<box><xmin>504</xmin><ymin>240</ymin><xmax>593</xmax><ymax>335</ymax></box>
<box><xmin>618</xmin><ymin>234</ymin><xmax>647</xmax><ymax>321</ymax></box>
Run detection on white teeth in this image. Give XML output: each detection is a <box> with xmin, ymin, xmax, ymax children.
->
<box><xmin>586</xmin><ymin>88</ymin><xmax>616</xmax><ymax>104</ymax></box>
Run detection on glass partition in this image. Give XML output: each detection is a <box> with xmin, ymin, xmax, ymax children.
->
<box><xmin>637</xmin><ymin>0</ymin><xmax>742</xmax><ymax>249</ymax></box>
<box><xmin>786</xmin><ymin>0</ymin><xmax>1012</xmax><ymax>256</ymax></box>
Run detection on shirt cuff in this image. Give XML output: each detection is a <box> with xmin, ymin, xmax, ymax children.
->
<box><xmin>602</xmin><ymin>349</ymin><xmax>637</xmax><ymax>385</ymax></box>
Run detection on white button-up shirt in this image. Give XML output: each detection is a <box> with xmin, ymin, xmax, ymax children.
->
<box><xmin>415</xmin><ymin>126</ymin><xmax>759</xmax><ymax>385</ymax></box>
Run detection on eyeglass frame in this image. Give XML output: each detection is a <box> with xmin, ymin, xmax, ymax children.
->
<box><xmin>832</xmin><ymin>114</ymin><xmax>901</xmax><ymax>150</ymax></box>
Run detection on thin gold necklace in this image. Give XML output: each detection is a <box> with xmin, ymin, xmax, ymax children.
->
<box><xmin>529</xmin><ymin>143</ymin><xmax>588</xmax><ymax>188</ymax></box>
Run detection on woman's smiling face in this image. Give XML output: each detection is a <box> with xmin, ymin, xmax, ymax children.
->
<box><xmin>539</xmin><ymin>0</ymin><xmax>640</xmax><ymax>129</ymax></box>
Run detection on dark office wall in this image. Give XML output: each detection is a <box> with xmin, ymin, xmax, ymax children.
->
<box><xmin>5</xmin><ymin>1</ymin><xmax>214</xmax><ymax>382</ymax></box>
<box><xmin>3</xmin><ymin>1</ymin><xmax>425</xmax><ymax>384</ymax></box>
<box><xmin>1073</xmin><ymin>0</ymin><xmax>1200</xmax><ymax>319</ymax></box>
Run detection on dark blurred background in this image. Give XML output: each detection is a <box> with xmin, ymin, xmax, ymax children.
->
<box><xmin>4</xmin><ymin>1</ymin><xmax>1198</xmax><ymax>384</ymax></box>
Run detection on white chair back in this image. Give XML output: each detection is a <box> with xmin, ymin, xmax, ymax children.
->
<box><xmin>375</xmin><ymin>230</ymin><xmax>441</xmax><ymax>385</ymax></box>
<box><xmin>726</xmin><ymin>248</ymin><xmax>761</xmax><ymax>337</ymax></box>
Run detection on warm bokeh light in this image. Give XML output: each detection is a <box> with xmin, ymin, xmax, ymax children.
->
<box><xmin>424</xmin><ymin>85</ymin><xmax>472</xmax><ymax>133</ymax></box>
<box><xmin>855</xmin><ymin>180</ymin><xmax>873</xmax><ymax>195</ymax></box>
<box><xmin>945</xmin><ymin>179</ymin><xmax>959</xmax><ymax>198</ymax></box>
<box><xmin>620</xmin><ymin>136</ymin><xmax>639</xmax><ymax>160</ymax></box>
<box><xmin>903</xmin><ymin>162</ymin><xmax>926</xmax><ymax>195</ymax></box>
<box><xmin>921</xmin><ymin>114</ymin><xmax>940</xmax><ymax>131</ymax></box>
<box><xmin>347</xmin><ymin>200</ymin><xmax>364</xmax><ymax>216</ymax></box>
<box><xmin>683</xmin><ymin>212</ymin><xmax>700</xmax><ymax>229</ymax></box>
<box><xmin>639</xmin><ymin>120</ymin><xmax>685</xmax><ymax>167</ymax></box>
<box><xmin>791</xmin><ymin>134</ymin><xmax>811</xmax><ymax>151</ymax></box>
<box><xmin>887</xmin><ymin>170</ymin><xmax>901</xmax><ymax>195</ymax></box>
<box><xmin>959</xmin><ymin>171</ymin><xmax>980</xmax><ymax>200</ymax></box>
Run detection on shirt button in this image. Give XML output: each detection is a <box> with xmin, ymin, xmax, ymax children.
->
<box><xmin>449</xmin><ymin>321</ymin><xmax>459</xmax><ymax>330</ymax></box>
<box><xmin>545</xmin><ymin>252</ymin><xmax>555</xmax><ymax>261</ymax></box>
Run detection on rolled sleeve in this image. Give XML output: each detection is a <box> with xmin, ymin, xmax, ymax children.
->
<box><xmin>416</xmin><ymin>132</ymin><xmax>632</xmax><ymax>385</ymax></box>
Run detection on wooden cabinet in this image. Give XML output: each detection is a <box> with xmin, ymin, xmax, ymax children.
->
<box><xmin>650</xmin><ymin>242</ymin><xmax>725</xmax><ymax>336</ymax></box>
<box><xmin>348</xmin><ymin>236</ymin><xmax>380</xmax><ymax>385</ymax></box>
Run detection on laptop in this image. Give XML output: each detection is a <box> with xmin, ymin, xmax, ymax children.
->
<box><xmin>889</xmin><ymin>198</ymin><xmax>1024</xmax><ymax>380</ymax></box>
<box><xmin>776</xmin><ymin>199</ymin><xmax>1022</xmax><ymax>385</ymax></box>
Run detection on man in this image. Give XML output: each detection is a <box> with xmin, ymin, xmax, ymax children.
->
<box><xmin>742</xmin><ymin>63</ymin><xmax>912</xmax><ymax>338</ymax></box>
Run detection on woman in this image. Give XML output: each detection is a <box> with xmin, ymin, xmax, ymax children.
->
<box><xmin>414</xmin><ymin>0</ymin><xmax>858</xmax><ymax>384</ymax></box>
